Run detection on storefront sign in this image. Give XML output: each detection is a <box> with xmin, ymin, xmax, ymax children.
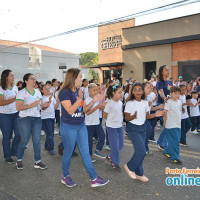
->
<box><xmin>101</xmin><ymin>35</ymin><xmax>122</xmax><ymax>50</ymax></box>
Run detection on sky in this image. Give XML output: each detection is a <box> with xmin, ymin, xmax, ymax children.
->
<box><xmin>0</xmin><ymin>0</ymin><xmax>200</xmax><ymax>54</ymax></box>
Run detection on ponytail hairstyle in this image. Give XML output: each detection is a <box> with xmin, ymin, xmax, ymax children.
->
<box><xmin>0</xmin><ymin>69</ymin><xmax>12</xmax><ymax>90</ymax></box>
<box><xmin>22</xmin><ymin>73</ymin><xmax>33</xmax><ymax>89</ymax></box>
<box><xmin>129</xmin><ymin>83</ymin><xmax>145</xmax><ymax>101</ymax></box>
<box><xmin>106</xmin><ymin>84</ymin><xmax>122</xmax><ymax>99</ymax></box>
<box><xmin>158</xmin><ymin>65</ymin><xmax>166</xmax><ymax>83</ymax></box>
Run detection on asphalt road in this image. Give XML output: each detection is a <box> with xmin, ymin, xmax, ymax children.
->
<box><xmin>0</xmin><ymin>124</ymin><xmax>200</xmax><ymax>200</ymax></box>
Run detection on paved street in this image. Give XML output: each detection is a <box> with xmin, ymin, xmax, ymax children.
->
<box><xmin>0</xmin><ymin>125</ymin><xmax>200</xmax><ymax>200</ymax></box>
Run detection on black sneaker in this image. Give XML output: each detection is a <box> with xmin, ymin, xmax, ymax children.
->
<box><xmin>16</xmin><ymin>161</ymin><xmax>23</xmax><ymax>169</ymax></box>
<box><xmin>6</xmin><ymin>158</ymin><xmax>14</xmax><ymax>164</ymax></box>
<box><xmin>171</xmin><ymin>159</ymin><xmax>183</xmax><ymax>165</ymax></box>
<box><xmin>34</xmin><ymin>162</ymin><xmax>47</xmax><ymax>169</ymax></box>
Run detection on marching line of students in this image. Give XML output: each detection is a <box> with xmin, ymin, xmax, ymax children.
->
<box><xmin>0</xmin><ymin>67</ymin><xmax>200</xmax><ymax>188</ymax></box>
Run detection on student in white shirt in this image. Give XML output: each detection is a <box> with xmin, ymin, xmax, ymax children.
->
<box><xmin>179</xmin><ymin>85</ymin><xmax>192</xmax><ymax>145</ymax></box>
<box><xmin>41</xmin><ymin>84</ymin><xmax>59</xmax><ymax>155</ymax></box>
<box><xmin>103</xmin><ymin>84</ymin><xmax>124</xmax><ymax>170</ymax></box>
<box><xmin>0</xmin><ymin>69</ymin><xmax>21</xmax><ymax>163</ymax></box>
<box><xmin>124</xmin><ymin>83</ymin><xmax>163</xmax><ymax>183</ymax></box>
<box><xmin>50</xmin><ymin>79</ymin><xmax>58</xmax><ymax>95</ymax></box>
<box><xmin>81</xmin><ymin>79</ymin><xmax>89</xmax><ymax>100</ymax></box>
<box><xmin>163</xmin><ymin>86</ymin><xmax>183</xmax><ymax>165</ymax></box>
<box><xmin>85</xmin><ymin>83</ymin><xmax>106</xmax><ymax>162</ymax></box>
<box><xmin>16</xmin><ymin>73</ymin><xmax>48</xmax><ymax>170</ymax></box>
<box><xmin>190</xmin><ymin>90</ymin><xmax>200</xmax><ymax>134</ymax></box>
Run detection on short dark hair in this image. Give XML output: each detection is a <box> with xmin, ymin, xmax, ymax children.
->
<box><xmin>46</xmin><ymin>81</ymin><xmax>52</xmax><ymax>85</ymax></box>
<box><xmin>52</xmin><ymin>79</ymin><xmax>57</xmax><ymax>83</ymax></box>
<box><xmin>191</xmin><ymin>90</ymin><xmax>198</xmax><ymax>95</ymax></box>
<box><xmin>170</xmin><ymin>86</ymin><xmax>181</xmax><ymax>94</ymax></box>
<box><xmin>179</xmin><ymin>84</ymin><xmax>186</xmax><ymax>89</ymax></box>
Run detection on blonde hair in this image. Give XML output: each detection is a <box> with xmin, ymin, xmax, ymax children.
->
<box><xmin>61</xmin><ymin>68</ymin><xmax>81</xmax><ymax>91</ymax></box>
<box><xmin>88</xmin><ymin>83</ymin><xmax>97</xmax><ymax>89</ymax></box>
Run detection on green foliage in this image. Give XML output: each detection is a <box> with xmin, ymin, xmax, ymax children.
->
<box><xmin>86</xmin><ymin>69</ymin><xmax>99</xmax><ymax>81</ymax></box>
<box><xmin>80</xmin><ymin>52</ymin><xmax>98</xmax><ymax>66</ymax></box>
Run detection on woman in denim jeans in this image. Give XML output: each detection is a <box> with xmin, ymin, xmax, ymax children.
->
<box><xmin>59</xmin><ymin>68</ymin><xmax>109</xmax><ymax>188</ymax></box>
<box><xmin>16</xmin><ymin>73</ymin><xmax>49</xmax><ymax>170</ymax></box>
<box><xmin>0</xmin><ymin>69</ymin><xmax>21</xmax><ymax>163</ymax></box>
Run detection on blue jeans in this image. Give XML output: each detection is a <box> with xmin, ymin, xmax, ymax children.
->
<box><xmin>164</xmin><ymin>128</ymin><xmax>181</xmax><ymax>161</ymax></box>
<box><xmin>107</xmin><ymin>127</ymin><xmax>124</xmax><ymax>164</ymax></box>
<box><xmin>0</xmin><ymin>112</ymin><xmax>21</xmax><ymax>160</ymax></box>
<box><xmin>180</xmin><ymin>118</ymin><xmax>192</xmax><ymax>144</ymax></box>
<box><xmin>42</xmin><ymin>118</ymin><xmax>55</xmax><ymax>151</ymax></box>
<box><xmin>17</xmin><ymin>117</ymin><xmax>42</xmax><ymax>162</ymax></box>
<box><xmin>60</xmin><ymin>121</ymin><xmax>97</xmax><ymax>180</ymax></box>
<box><xmin>126</xmin><ymin>123</ymin><xmax>146</xmax><ymax>176</ymax></box>
<box><xmin>87</xmin><ymin>124</ymin><xmax>105</xmax><ymax>156</ymax></box>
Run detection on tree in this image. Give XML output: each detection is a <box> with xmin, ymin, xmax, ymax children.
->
<box><xmin>80</xmin><ymin>52</ymin><xmax>98</xmax><ymax>66</ymax></box>
<box><xmin>86</xmin><ymin>69</ymin><xmax>99</xmax><ymax>81</ymax></box>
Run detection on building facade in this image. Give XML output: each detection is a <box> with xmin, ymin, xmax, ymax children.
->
<box><xmin>0</xmin><ymin>40</ymin><xmax>80</xmax><ymax>83</ymax></box>
<box><xmin>96</xmin><ymin>14</ymin><xmax>200</xmax><ymax>83</ymax></box>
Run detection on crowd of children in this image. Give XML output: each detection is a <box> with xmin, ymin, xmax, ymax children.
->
<box><xmin>0</xmin><ymin>67</ymin><xmax>200</xmax><ymax>187</ymax></box>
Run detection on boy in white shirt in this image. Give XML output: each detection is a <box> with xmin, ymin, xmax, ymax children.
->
<box><xmin>85</xmin><ymin>83</ymin><xmax>106</xmax><ymax>162</ymax></box>
<box><xmin>163</xmin><ymin>86</ymin><xmax>183</xmax><ymax>165</ymax></box>
<box><xmin>179</xmin><ymin>85</ymin><xmax>192</xmax><ymax>146</ymax></box>
<box><xmin>190</xmin><ymin>90</ymin><xmax>200</xmax><ymax>134</ymax></box>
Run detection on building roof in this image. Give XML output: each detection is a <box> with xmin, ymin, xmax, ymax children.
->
<box><xmin>0</xmin><ymin>39</ymin><xmax>74</xmax><ymax>54</ymax></box>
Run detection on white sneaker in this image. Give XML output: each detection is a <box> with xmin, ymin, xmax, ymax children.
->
<box><xmin>191</xmin><ymin>130</ymin><xmax>198</xmax><ymax>134</ymax></box>
<box><xmin>54</xmin><ymin>130</ymin><xmax>59</xmax><ymax>135</ymax></box>
<box><xmin>41</xmin><ymin>130</ymin><xmax>45</xmax><ymax>136</ymax></box>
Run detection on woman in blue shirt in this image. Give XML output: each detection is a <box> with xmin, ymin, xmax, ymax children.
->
<box><xmin>156</xmin><ymin>65</ymin><xmax>173</xmax><ymax>149</ymax></box>
<box><xmin>59</xmin><ymin>68</ymin><xmax>109</xmax><ymax>188</ymax></box>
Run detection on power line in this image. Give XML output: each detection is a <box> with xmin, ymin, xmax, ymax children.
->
<box><xmin>0</xmin><ymin>0</ymin><xmax>199</xmax><ymax>52</ymax></box>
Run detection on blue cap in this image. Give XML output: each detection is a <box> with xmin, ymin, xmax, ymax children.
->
<box><xmin>179</xmin><ymin>76</ymin><xmax>183</xmax><ymax>79</ymax></box>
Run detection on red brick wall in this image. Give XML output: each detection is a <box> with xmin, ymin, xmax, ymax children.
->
<box><xmin>172</xmin><ymin>40</ymin><xmax>200</xmax><ymax>61</ymax></box>
<box><xmin>172</xmin><ymin>40</ymin><xmax>200</xmax><ymax>80</ymax></box>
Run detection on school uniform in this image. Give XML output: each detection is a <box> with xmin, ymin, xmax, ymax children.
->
<box><xmin>125</xmin><ymin>100</ymin><xmax>149</xmax><ymax>176</ymax></box>
<box><xmin>104</xmin><ymin>99</ymin><xmax>124</xmax><ymax>165</ymax></box>
<box><xmin>85</xmin><ymin>96</ymin><xmax>105</xmax><ymax>156</ymax></box>
<box><xmin>0</xmin><ymin>85</ymin><xmax>20</xmax><ymax>160</ymax></box>
<box><xmin>179</xmin><ymin>95</ymin><xmax>192</xmax><ymax>144</ymax></box>
<box><xmin>41</xmin><ymin>95</ymin><xmax>57</xmax><ymax>152</ymax></box>
<box><xmin>190</xmin><ymin>98</ymin><xmax>200</xmax><ymax>131</ymax></box>
<box><xmin>163</xmin><ymin>99</ymin><xmax>182</xmax><ymax>161</ymax></box>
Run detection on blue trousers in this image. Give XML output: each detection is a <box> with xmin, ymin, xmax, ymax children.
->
<box><xmin>87</xmin><ymin>124</ymin><xmax>105</xmax><ymax>156</ymax></box>
<box><xmin>42</xmin><ymin>118</ymin><xmax>55</xmax><ymax>151</ymax></box>
<box><xmin>60</xmin><ymin>121</ymin><xmax>97</xmax><ymax>180</ymax></box>
<box><xmin>190</xmin><ymin>116</ymin><xmax>200</xmax><ymax>131</ymax></box>
<box><xmin>107</xmin><ymin>127</ymin><xmax>124</xmax><ymax>164</ymax></box>
<box><xmin>164</xmin><ymin>128</ymin><xmax>181</xmax><ymax>161</ymax></box>
<box><xmin>157</xmin><ymin>128</ymin><xmax>168</xmax><ymax>147</ymax></box>
<box><xmin>126</xmin><ymin>123</ymin><xmax>146</xmax><ymax>176</ymax></box>
<box><xmin>17</xmin><ymin>117</ymin><xmax>42</xmax><ymax>162</ymax></box>
<box><xmin>180</xmin><ymin>118</ymin><xmax>192</xmax><ymax>144</ymax></box>
<box><xmin>145</xmin><ymin>120</ymin><xmax>153</xmax><ymax>152</ymax></box>
<box><xmin>0</xmin><ymin>113</ymin><xmax>21</xmax><ymax>160</ymax></box>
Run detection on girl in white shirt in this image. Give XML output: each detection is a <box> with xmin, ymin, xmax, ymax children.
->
<box><xmin>124</xmin><ymin>83</ymin><xmax>163</xmax><ymax>183</ymax></box>
<box><xmin>0</xmin><ymin>69</ymin><xmax>20</xmax><ymax>163</ymax></box>
<box><xmin>16</xmin><ymin>73</ymin><xmax>49</xmax><ymax>170</ymax></box>
<box><xmin>103</xmin><ymin>84</ymin><xmax>124</xmax><ymax>170</ymax></box>
<box><xmin>41</xmin><ymin>84</ymin><xmax>59</xmax><ymax>155</ymax></box>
